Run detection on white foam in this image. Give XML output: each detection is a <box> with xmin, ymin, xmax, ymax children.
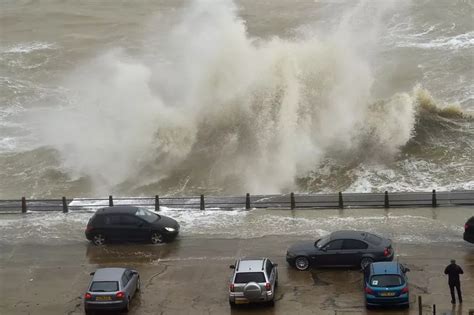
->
<box><xmin>1</xmin><ymin>42</ymin><xmax>57</xmax><ymax>54</ymax></box>
<box><xmin>395</xmin><ymin>31</ymin><xmax>474</xmax><ymax>50</ymax></box>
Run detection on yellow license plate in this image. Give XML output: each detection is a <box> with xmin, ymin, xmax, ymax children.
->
<box><xmin>96</xmin><ymin>296</ymin><xmax>112</xmax><ymax>301</ymax></box>
<box><xmin>380</xmin><ymin>292</ymin><xmax>395</xmax><ymax>297</ymax></box>
<box><xmin>235</xmin><ymin>299</ymin><xmax>249</xmax><ymax>304</ymax></box>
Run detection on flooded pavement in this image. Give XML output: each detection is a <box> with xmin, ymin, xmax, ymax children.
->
<box><xmin>1</xmin><ymin>207</ymin><xmax>473</xmax><ymax>314</ymax></box>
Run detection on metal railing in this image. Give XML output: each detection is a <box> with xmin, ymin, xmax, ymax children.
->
<box><xmin>0</xmin><ymin>190</ymin><xmax>472</xmax><ymax>213</ymax></box>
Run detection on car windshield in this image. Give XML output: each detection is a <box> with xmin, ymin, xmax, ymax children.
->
<box><xmin>316</xmin><ymin>236</ymin><xmax>331</xmax><ymax>248</ymax></box>
<box><xmin>90</xmin><ymin>281</ymin><xmax>119</xmax><ymax>292</ymax></box>
<box><xmin>234</xmin><ymin>272</ymin><xmax>266</xmax><ymax>283</ymax></box>
<box><xmin>135</xmin><ymin>208</ymin><xmax>160</xmax><ymax>223</ymax></box>
<box><xmin>370</xmin><ymin>275</ymin><xmax>404</xmax><ymax>287</ymax></box>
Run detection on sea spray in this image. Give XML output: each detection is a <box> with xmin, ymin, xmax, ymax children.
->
<box><xmin>31</xmin><ymin>0</ymin><xmax>469</xmax><ymax>195</ymax></box>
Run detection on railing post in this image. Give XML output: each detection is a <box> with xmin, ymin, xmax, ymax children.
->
<box><xmin>384</xmin><ymin>191</ymin><xmax>389</xmax><ymax>208</ymax></box>
<box><xmin>21</xmin><ymin>197</ymin><xmax>27</xmax><ymax>213</ymax></box>
<box><xmin>245</xmin><ymin>193</ymin><xmax>250</xmax><ymax>210</ymax></box>
<box><xmin>155</xmin><ymin>195</ymin><xmax>160</xmax><ymax>212</ymax></box>
<box><xmin>109</xmin><ymin>195</ymin><xmax>113</xmax><ymax>207</ymax></box>
<box><xmin>290</xmin><ymin>192</ymin><xmax>295</xmax><ymax>210</ymax></box>
<box><xmin>62</xmin><ymin>197</ymin><xmax>68</xmax><ymax>213</ymax></box>
<box><xmin>432</xmin><ymin>304</ymin><xmax>436</xmax><ymax>315</ymax></box>
<box><xmin>338</xmin><ymin>192</ymin><xmax>343</xmax><ymax>209</ymax></box>
<box><xmin>418</xmin><ymin>296</ymin><xmax>422</xmax><ymax>315</ymax></box>
<box><xmin>200</xmin><ymin>194</ymin><xmax>205</xmax><ymax>210</ymax></box>
<box><xmin>432</xmin><ymin>189</ymin><xmax>437</xmax><ymax>207</ymax></box>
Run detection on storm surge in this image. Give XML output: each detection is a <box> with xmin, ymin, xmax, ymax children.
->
<box><xmin>29</xmin><ymin>0</ymin><xmax>471</xmax><ymax>195</ymax></box>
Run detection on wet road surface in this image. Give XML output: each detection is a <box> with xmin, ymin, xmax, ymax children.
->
<box><xmin>1</xmin><ymin>207</ymin><xmax>473</xmax><ymax>314</ymax></box>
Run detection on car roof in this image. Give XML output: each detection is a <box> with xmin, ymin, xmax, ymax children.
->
<box><xmin>92</xmin><ymin>268</ymin><xmax>127</xmax><ymax>281</ymax></box>
<box><xmin>330</xmin><ymin>230</ymin><xmax>369</xmax><ymax>240</ymax></box>
<box><xmin>236</xmin><ymin>258</ymin><xmax>266</xmax><ymax>272</ymax></box>
<box><xmin>96</xmin><ymin>206</ymin><xmax>139</xmax><ymax>215</ymax></box>
<box><xmin>370</xmin><ymin>262</ymin><xmax>401</xmax><ymax>275</ymax></box>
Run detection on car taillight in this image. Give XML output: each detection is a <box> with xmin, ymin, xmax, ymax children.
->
<box><xmin>383</xmin><ymin>247</ymin><xmax>391</xmax><ymax>257</ymax></box>
<box><xmin>364</xmin><ymin>287</ymin><xmax>374</xmax><ymax>294</ymax></box>
<box><xmin>265</xmin><ymin>283</ymin><xmax>271</xmax><ymax>291</ymax></box>
<box><xmin>229</xmin><ymin>284</ymin><xmax>234</xmax><ymax>292</ymax></box>
<box><xmin>84</xmin><ymin>293</ymin><xmax>92</xmax><ymax>300</ymax></box>
<box><xmin>116</xmin><ymin>291</ymin><xmax>125</xmax><ymax>299</ymax></box>
<box><xmin>466</xmin><ymin>224</ymin><xmax>469</xmax><ymax>230</ymax></box>
<box><xmin>401</xmin><ymin>287</ymin><xmax>409</xmax><ymax>294</ymax></box>
<box><xmin>85</xmin><ymin>225</ymin><xmax>93</xmax><ymax>232</ymax></box>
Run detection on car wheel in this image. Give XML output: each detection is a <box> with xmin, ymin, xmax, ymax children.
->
<box><xmin>267</xmin><ymin>299</ymin><xmax>275</xmax><ymax>307</ymax></box>
<box><xmin>150</xmin><ymin>232</ymin><xmax>164</xmax><ymax>244</ymax></box>
<box><xmin>229</xmin><ymin>301</ymin><xmax>236</xmax><ymax>309</ymax></box>
<box><xmin>123</xmin><ymin>298</ymin><xmax>130</xmax><ymax>313</ymax></box>
<box><xmin>136</xmin><ymin>277</ymin><xmax>141</xmax><ymax>292</ymax></box>
<box><xmin>92</xmin><ymin>234</ymin><xmax>106</xmax><ymax>246</ymax></box>
<box><xmin>295</xmin><ymin>256</ymin><xmax>310</xmax><ymax>271</ymax></box>
<box><xmin>360</xmin><ymin>257</ymin><xmax>373</xmax><ymax>270</ymax></box>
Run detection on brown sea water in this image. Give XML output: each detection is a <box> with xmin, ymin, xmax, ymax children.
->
<box><xmin>0</xmin><ymin>0</ymin><xmax>473</xmax><ymax>198</ymax></box>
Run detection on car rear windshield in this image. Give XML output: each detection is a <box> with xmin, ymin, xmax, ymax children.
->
<box><xmin>370</xmin><ymin>275</ymin><xmax>404</xmax><ymax>287</ymax></box>
<box><xmin>135</xmin><ymin>208</ymin><xmax>160</xmax><ymax>223</ymax></box>
<box><xmin>90</xmin><ymin>281</ymin><xmax>119</xmax><ymax>292</ymax></box>
<box><xmin>234</xmin><ymin>272</ymin><xmax>266</xmax><ymax>283</ymax></box>
<box><xmin>365</xmin><ymin>233</ymin><xmax>382</xmax><ymax>245</ymax></box>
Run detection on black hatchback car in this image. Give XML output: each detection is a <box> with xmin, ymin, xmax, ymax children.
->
<box><xmin>464</xmin><ymin>216</ymin><xmax>474</xmax><ymax>243</ymax></box>
<box><xmin>85</xmin><ymin>206</ymin><xmax>179</xmax><ymax>245</ymax></box>
<box><xmin>286</xmin><ymin>230</ymin><xmax>394</xmax><ymax>270</ymax></box>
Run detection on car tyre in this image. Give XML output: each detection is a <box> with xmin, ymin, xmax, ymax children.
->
<box><xmin>229</xmin><ymin>301</ymin><xmax>237</xmax><ymax>309</ymax></box>
<box><xmin>136</xmin><ymin>277</ymin><xmax>141</xmax><ymax>292</ymax></box>
<box><xmin>295</xmin><ymin>256</ymin><xmax>310</xmax><ymax>271</ymax></box>
<box><xmin>360</xmin><ymin>257</ymin><xmax>374</xmax><ymax>270</ymax></box>
<box><xmin>267</xmin><ymin>299</ymin><xmax>275</xmax><ymax>307</ymax></box>
<box><xmin>92</xmin><ymin>233</ymin><xmax>106</xmax><ymax>246</ymax></box>
<box><xmin>150</xmin><ymin>231</ymin><xmax>164</xmax><ymax>244</ymax></box>
<box><xmin>123</xmin><ymin>297</ymin><xmax>130</xmax><ymax>313</ymax></box>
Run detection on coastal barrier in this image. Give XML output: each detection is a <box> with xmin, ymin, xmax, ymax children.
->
<box><xmin>0</xmin><ymin>190</ymin><xmax>473</xmax><ymax>213</ymax></box>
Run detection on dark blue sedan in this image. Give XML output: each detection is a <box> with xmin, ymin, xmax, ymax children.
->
<box><xmin>364</xmin><ymin>262</ymin><xmax>410</xmax><ymax>308</ymax></box>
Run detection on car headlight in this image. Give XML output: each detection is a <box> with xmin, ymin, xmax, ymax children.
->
<box><xmin>164</xmin><ymin>227</ymin><xmax>176</xmax><ymax>232</ymax></box>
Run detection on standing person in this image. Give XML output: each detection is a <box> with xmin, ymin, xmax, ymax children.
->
<box><xmin>444</xmin><ymin>259</ymin><xmax>464</xmax><ymax>304</ymax></box>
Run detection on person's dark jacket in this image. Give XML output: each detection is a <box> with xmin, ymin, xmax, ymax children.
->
<box><xmin>444</xmin><ymin>264</ymin><xmax>464</xmax><ymax>284</ymax></box>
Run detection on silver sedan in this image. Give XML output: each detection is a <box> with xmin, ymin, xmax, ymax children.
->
<box><xmin>84</xmin><ymin>267</ymin><xmax>140</xmax><ymax>314</ymax></box>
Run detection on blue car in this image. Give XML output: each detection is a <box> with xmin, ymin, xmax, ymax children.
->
<box><xmin>364</xmin><ymin>262</ymin><xmax>410</xmax><ymax>308</ymax></box>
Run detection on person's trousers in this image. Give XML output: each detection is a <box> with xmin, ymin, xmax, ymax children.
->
<box><xmin>449</xmin><ymin>282</ymin><xmax>462</xmax><ymax>302</ymax></box>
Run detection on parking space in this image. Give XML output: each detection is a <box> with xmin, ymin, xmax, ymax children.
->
<box><xmin>1</xmin><ymin>235</ymin><xmax>473</xmax><ymax>314</ymax></box>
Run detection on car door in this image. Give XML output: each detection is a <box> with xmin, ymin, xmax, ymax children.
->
<box><xmin>119</xmin><ymin>215</ymin><xmax>149</xmax><ymax>242</ymax></box>
<box><xmin>123</xmin><ymin>270</ymin><xmax>137</xmax><ymax>297</ymax></box>
<box><xmin>265</xmin><ymin>259</ymin><xmax>276</xmax><ymax>289</ymax></box>
<box><xmin>121</xmin><ymin>272</ymin><xmax>132</xmax><ymax>299</ymax></box>
<box><xmin>317</xmin><ymin>239</ymin><xmax>344</xmax><ymax>266</ymax></box>
<box><xmin>341</xmin><ymin>239</ymin><xmax>369</xmax><ymax>266</ymax></box>
<box><xmin>103</xmin><ymin>214</ymin><xmax>123</xmax><ymax>241</ymax></box>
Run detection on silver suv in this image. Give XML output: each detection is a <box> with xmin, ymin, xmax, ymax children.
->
<box><xmin>228</xmin><ymin>257</ymin><xmax>278</xmax><ymax>308</ymax></box>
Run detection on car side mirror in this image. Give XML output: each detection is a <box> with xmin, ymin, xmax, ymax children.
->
<box><xmin>273</xmin><ymin>263</ymin><xmax>278</xmax><ymax>267</ymax></box>
<box><xmin>321</xmin><ymin>247</ymin><xmax>327</xmax><ymax>252</ymax></box>
<box><xmin>229</xmin><ymin>265</ymin><xmax>235</xmax><ymax>269</ymax></box>
<box><xmin>89</xmin><ymin>272</ymin><xmax>95</xmax><ymax>276</ymax></box>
